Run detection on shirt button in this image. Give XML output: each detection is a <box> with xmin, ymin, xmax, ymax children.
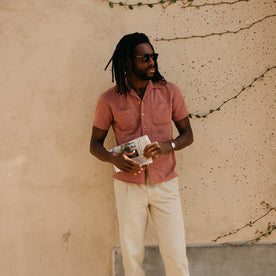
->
<box><xmin>144</xmin><ymin>126</ymin><xmax>146</xmax><ymax>129</ymax></box>
<box><xmin>138</xmin><ymin>101</ymin><xmax>141</xmax><ymax>104</ymax></box>
<box><xmin>142</xmin><ymin>113</ymin><xmax>145</xmax><ymax>116</ymax></box>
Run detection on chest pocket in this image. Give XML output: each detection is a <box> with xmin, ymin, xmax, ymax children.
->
<box><xmin>152</xmin><ymin>103</ymin><xmax>171</xmax><ymax>125</ymax></box>
<box><xmin>114</xmin><ymin>109</ymin><xmax>138</xmax><ymax>131</ymax></box>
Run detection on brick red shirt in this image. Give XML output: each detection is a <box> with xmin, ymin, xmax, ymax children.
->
<box><xmin>93</xmin><ymin>80</ymin><xmax>189</xmax><ymax>185</ymax></box>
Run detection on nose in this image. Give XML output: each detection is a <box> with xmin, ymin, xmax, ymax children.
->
<box><xmin>148</xmin><ymin>56</ymin><xmax>155</xmax><ymax>66</ymax></box>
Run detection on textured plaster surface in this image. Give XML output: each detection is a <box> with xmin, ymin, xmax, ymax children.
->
<box><xmin>0</xmin><ymin>0</ymin><xmax>275</xmax><ymax>275</ymax></box>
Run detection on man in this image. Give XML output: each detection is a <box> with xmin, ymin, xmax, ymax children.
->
<box><xmin>90</xmin><ymin>33</ymin><xmax>193</xmax><ymax>276</ymax></box>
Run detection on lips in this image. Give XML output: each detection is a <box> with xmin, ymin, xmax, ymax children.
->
<box><xmin>147</xmin><ymin>68</ymin><xmax>155</xmax><ymax>74</ymax></box>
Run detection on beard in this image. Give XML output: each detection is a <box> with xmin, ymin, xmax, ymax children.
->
<box><xmin>132</xmin><ymin>64</ymin><xmax>156</xmax><ymax>81</ymax></box>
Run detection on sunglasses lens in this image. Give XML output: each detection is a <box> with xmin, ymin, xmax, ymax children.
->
<box><xmin>142</xmin><ymin>55</ymin><xmax>149</xmax><ymax>62</ymax></box>
<box><xmin>153</xmin><ymin>53</ymin><xmax>158</xmax><ymax>61</ymax></box>
<box><xmin>142</xmin><ymin>53</ymin><xmax>158</xmax><ymax>62</ymax></box>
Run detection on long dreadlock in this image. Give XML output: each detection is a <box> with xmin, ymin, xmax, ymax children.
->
<box><xmin>105</xmin><ymin>33</ymin><xmax>166</xmax><ymax>96</ymax></box>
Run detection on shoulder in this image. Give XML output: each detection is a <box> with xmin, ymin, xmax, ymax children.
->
<box><xmin>152</xmin><ymin>80</ymin><xmax>180</xmax><ymax>90</ymax></box>
<box><xmin>99</xmin><ymin>85</ymin><xmax>119</xmax><ymax>101</ymax></box>
<box><xmin>96</xmin><ymin>86</ymin><xmax>122</xmax><ymax>107</ymax></box>
<box><xmin>165</xmin><ymin>81</ymin><xmax>181</xmax><ymax>92</ymax></box>
<box><xmin>152</xmin><ymin>81</ymin><xmax>182</xmax><ymax>97</ymax></box>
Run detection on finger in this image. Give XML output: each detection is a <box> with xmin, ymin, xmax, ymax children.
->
<box><xmin>146</xmin><ymin>146</ymin><xmax>160</xmax><ymax>154</ymax></box>
<box><xmin>123</xmin><ymin>163</ymin><xmax>143</xmax><ymax>174</ymax></box>
<box><xmin>144</xmin><ymin>142</ymin><xmax>159</xmax><ymax>151</ymax></box>
<box><xmin>144</xmin><ymin>147</ymin><xmax>161</xmax><ymax>158</ymax></box>
<box><xmin>124</xmin><ymin>160</ymin><xmax>143</xmax><ymax>173</ymax></box>
<box><xmin>123</xmin><ymin>156</ymin><xmax>142</xmax><ymax>168</ymax></box>
<box><xmin>123</xmin><ymin>150</ymin><xmax>136</xmax><ymax>156</ymax></box>
<box><xmin>152</xmin><ymin>155</ymin><xmax>159</xmax><ymax>160</ymax></box>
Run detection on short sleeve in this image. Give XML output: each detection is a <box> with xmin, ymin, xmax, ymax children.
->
<box><xmin>171</xmin><ymin>83</ymin><xmax>189</xmax><ymax>122</ymax></box>
<box><xmin>93</xmin><ymin>93</ymin><xmax>113</xmax><ymax>130</ymax></box>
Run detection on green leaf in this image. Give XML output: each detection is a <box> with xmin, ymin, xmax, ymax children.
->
<box><xmin>188</xmin><ymin>114</ymin><xmax>192</xmax><ymax>118</ymax></box>
<box><xmin>148</xmin><ymin>4</ymin><xmax>153</xmax><ymax>8</ymax></box>
<box><xmin>217</xmin><ymin>108</ymin><xmax>221</xmax><ymax>111</ymax></box>
<box><xmin>137</xmin><ymin>2</ymin><xmax>143</xmax><ymax>6</ymax></box>
<box><xmin>196</xmin><ymin>115</ymin><xmax>201</xmax><ymax>118</ymax></box>
<box><xmin>209</xmin><ymin>109</ymin><xmax>214</xmax><ymax>113</ymax></box>
<box><xmin>188</xmin><ymin>0</ymin><xmax>194</xmax><ymax>2</ymax></box>
<box><xmin>119</xmin><ymin>2</ymin><xmax>124</xmax><ymax>6</ymax></box>
<box><xmin>128</xmin><ymin>5</ymin><xmax>133</xmax><ymax>9</ymax></box>
<box><xmin>109</xmin><ymin>2</ymin><xmax>114</xmax><ymax>8</ymax></box>
<box><xmin>159</xmin><ymin>0</ymin><xmax>165</xmax><ymax>3</ymax></box>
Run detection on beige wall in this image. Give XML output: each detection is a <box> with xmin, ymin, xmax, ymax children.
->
<box><xmin>0</xmin><ymin>0</ymin><xmax>275</xmax><ymax>275</ymax></box>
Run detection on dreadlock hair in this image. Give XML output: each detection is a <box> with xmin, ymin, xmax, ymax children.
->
<box><xmin>105</xmin><ymin>32</ymin><xmax>166</xmax><ymax>96</ymax></box>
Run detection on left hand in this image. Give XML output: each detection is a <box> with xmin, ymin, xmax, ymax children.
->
<box><xmin>143</xmin><ymin>141</ymin><xmax>171</xmax><ymax>160</ymax></box>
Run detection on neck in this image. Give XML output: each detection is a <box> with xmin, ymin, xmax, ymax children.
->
<box><xmin>127</xmin><ymin>74</ymin><xmax>149</xmax><ymax>99</ymax></box>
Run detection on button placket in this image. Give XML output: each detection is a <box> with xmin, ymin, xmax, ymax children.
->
<box><xmin>141</xmin><ymin>101</ymin><xmax>146</xmax><ymax>135</ymax></box>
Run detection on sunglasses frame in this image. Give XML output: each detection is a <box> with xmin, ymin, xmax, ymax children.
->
<box><xmin>134</xmin><ymin>53</ymin><xmax>159</xmax><ymax>63</ymax></box>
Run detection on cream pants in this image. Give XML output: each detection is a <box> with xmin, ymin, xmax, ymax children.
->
<box><xmin>114</xmin><ymin>177</ymin><xmax>190</xmax><ymax>276</ymax></box>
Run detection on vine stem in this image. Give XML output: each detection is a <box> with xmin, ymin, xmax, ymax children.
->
<box><xmin>213</xmin><ymin>207</ymin><xmax>276</xmax><ymax>242</ymax></box>
<box><xmin>106</xmin><ymin>0</ymin><xmax>251</xmax><ymax>9</ymax></box>
<box><xmin>155</xmin><ymin>14</ymin><xmax>276</xmax><ymax>41</ymax></box>
<box><xmin>222</xmin><ymin>225</ymin><xmax>276</xmax><ymax>246</ymax></box>
<box><xmin>189</xmin><ymin>65</ymin><xmax>276</xmax><ymax>118</ymax></box>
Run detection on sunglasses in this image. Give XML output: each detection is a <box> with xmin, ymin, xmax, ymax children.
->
<box><xmin>134</xmin><ymin>53</ymin><xmax>159</xmax><ymax>62</ymax></box>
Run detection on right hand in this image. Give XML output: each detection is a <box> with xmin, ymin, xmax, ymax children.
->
<box><xmin>111</xmin><ymin>151</ymin><xmax>142</xmax><ymax>174</ymax></box>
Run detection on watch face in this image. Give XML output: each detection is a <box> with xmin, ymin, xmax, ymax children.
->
<box><xmin>171</xmin><ymin>141</ymin><xmax>176</xmax><ymax>149</ymax></box>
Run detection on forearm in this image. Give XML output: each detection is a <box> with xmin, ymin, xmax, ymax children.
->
<box><xmin>90</xmin><ymin>140</ymin><xmax>116</xmax><ymax>164</ymax></box>
<box><xmin>171</xmin><ymin>128</ymin><xmax>194</xmax><ymax>151</ymax></box>
<box><xmin>157</xmin><ymin>131</ymin><xmax>193</xmax><ymax>156</ymax></box>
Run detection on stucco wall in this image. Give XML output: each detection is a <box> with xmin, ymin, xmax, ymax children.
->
<box><xmin>0</xmin><ymin>0</ymin><xmax>275</xmax><ymax>275</ymax></box>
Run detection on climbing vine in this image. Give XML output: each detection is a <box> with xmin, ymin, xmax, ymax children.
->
<box><xmin>106</xmin><ymin>0</ymin><xmax>250</xmax><ymax>9</ymax></box>
<box><xmin>188</xmin><ymin>66</ymin><xmax>276</xmax><ymax>118</ymax></box>
<box><xmin>155</xmin><ymin>14</ymin><xmax>276</xmax><ymax>41</ymax></box>
<box><xmin>213</xmin><ymin>202</ymin><xmax>276</xmax><ymax>245</ymax></box>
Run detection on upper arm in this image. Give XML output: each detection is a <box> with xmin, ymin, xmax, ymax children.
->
<box><xmin>93</xmin><ymin>93</ymin><xmax>113</xmax><ymax>131</ymax></box>
<box><xmin>91</xmin><ymin>126</ymin><xmax>109</xmax><ymax>145</ymax></box>
<box><xmin>171</xmin><ymin>83</ymin><xmax>189</xmax><ymax>122</ymax></box>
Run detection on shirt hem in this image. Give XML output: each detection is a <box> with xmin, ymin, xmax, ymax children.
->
<box><xmin>114</xmin><ymin>172</ymin><xmax>178</xmax><ymax>185</ymax></box>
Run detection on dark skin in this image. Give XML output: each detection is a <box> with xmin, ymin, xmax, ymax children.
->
<box><xmin>90</xmin><ymin>42</ymin><xmax>193</xmax><ymax>174</ymax></box>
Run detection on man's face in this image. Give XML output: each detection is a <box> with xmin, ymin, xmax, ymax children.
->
<box><xmin>130</xmin><ymin>42</ymin><xmax>157</xmax><ymax>81</ymax></box>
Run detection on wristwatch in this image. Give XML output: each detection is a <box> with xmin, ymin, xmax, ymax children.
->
<box><xmin>170</xmin><ymin>140</ymin><xmax>176</xmax><ymax>150</ymax></box>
